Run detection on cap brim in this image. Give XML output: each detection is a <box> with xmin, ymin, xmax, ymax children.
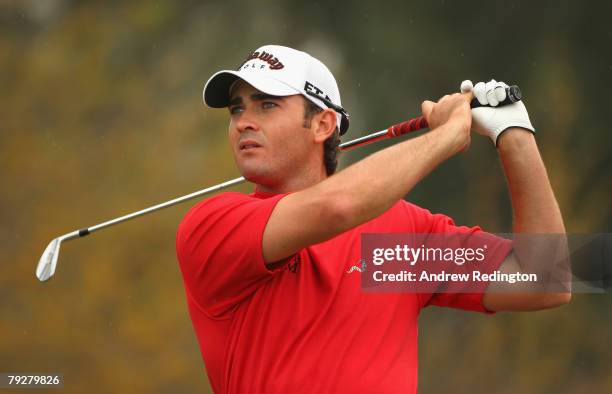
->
<box><xmin>203</xmin><ymin>70</ymin><xmax>300</xmax><ymax>108</ymax></box>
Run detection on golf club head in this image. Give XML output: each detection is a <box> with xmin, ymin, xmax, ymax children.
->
<box><xmin>36</xmin><ymin>238</ymin><xmax>61</xmax><ymax>282</ymax></box>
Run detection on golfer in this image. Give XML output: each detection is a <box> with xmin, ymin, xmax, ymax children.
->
<box><xmin>176</xmin><ymin>45</ymin><xmax>570</xmax><ymax>393</ymax></box>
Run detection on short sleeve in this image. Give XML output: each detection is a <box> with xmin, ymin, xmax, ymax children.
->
<box><xmin>176</xmin><ymin>192</ymin><xmax>288</xmax><ymax>317</ymax></box>
<box><xmin>411</xmin><ymin>207</ymin><xmax>513</xmax><ymax>313</ymax></box>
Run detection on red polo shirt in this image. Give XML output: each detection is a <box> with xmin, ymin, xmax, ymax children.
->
<box><xmin>176</xmin><ymin>191</ymin><xmax>512</xmax><ymax>393</ymax></box>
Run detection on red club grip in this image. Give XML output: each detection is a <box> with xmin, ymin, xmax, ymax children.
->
<box><xmin>387</xmin><ymin>116</ymin><xmax>429</xmax><ymax>137</ymax></box>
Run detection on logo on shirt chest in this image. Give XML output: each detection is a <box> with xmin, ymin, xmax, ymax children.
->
<box><xmin>283</xmin><ymin>256</ymin><xmax>365</xmax><ymax>275</ymax></box>
<box><xmin>346</xmin><ymin>259</ymin><xmax>366</xmax><ymax>274</ymax></box>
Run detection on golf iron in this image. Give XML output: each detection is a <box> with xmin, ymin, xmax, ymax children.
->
<box><xmin>35</xmin><ymin>86</ymin><xmax>522</xmax><ymax>282</ymax></box>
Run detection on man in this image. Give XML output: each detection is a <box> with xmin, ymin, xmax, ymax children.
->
<box><xmin>176</xmin><ymin>45</ymin><xmax>570</xmax><ymax>393</ymax></box>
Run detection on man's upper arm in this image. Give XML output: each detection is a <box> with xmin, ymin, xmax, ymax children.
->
<box><xmin>262</xmin><ymin>188</ymin><xmax>347</xmax><ymax>264</ymax></box>
<box><xmin>417</xmin><ymin>208</ymin><xmax>514</xmax><ymax>313</ymax></box>
<box><xmin>482</xmin><ymin>253</ymin><xmax>571</xmax><ymax>312</ymax></box>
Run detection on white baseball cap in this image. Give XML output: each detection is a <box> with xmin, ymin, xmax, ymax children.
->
<box><xmin>203</xmin><ymin>44</ymin><xmax>349</xmax><ymax>135</ymax></box>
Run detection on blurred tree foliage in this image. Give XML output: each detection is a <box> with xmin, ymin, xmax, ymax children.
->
<box><xmin>1</xmin><ymin>0</ymin><xmax>610</xmax><ymax>393</ymax></box>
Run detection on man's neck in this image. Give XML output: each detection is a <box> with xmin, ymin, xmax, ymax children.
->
<box><xmin>255</xmin><ymin>166</ymin><xmax>328</xmax><ymax>194</ymax></box>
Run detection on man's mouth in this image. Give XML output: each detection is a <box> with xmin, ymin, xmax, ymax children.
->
<box><xmin>239</xmin><ymin>140</ymin><xmax>262</xmax><ymax>151</ymax></box>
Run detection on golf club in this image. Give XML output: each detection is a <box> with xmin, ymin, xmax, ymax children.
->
<box><xmin>36</xmin><ymin>86</ymin><xmax>521</xmax><ymax>282</ymax></box>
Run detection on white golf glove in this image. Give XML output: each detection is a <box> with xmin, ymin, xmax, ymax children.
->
<box><xmin>461</xmin><ymin>79</ymin><xmax>535</xmax><ymax>146</ymax></box>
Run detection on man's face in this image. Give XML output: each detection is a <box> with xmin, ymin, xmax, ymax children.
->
<box><xmin>227</xmin><ymin>80</ymin><xmax>314</xmax><ymax>188</ymax></box>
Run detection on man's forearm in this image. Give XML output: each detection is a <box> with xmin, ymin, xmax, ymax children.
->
<box><xmin>311</xmin><ymin>124</ymin><xmax>460</xmax><ymax>229</ymax></box>
<box><xmin>496</xmin><ymin>128</ymin><xmax>571</xmax><ymax>304</ymax></box>
<box><xmin>497</xmin><ymin>128</ymin><xmax>564</xmax><ymax>233</ymax></box>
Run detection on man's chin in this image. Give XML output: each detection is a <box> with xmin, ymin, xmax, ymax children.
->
<box><xmin>239</xmin><ymin>166</ymin><xmax>273</xmax><ymax>186</ymax></box>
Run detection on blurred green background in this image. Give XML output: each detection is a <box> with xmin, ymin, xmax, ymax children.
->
<box><xmin>1</xmin><ymin>0</ymin><xmax>611</xmax><ymax>393</ymax></box>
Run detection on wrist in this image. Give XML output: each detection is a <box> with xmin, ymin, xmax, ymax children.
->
<box><xmin>429</xmin><ymin>122</ymin><xmax>468</xmax><ymax>160</ymax></box>
<box><xmin>497</xmin><ymin>127</ymin><xmax>537</xmax><ymax>153</ymax></box>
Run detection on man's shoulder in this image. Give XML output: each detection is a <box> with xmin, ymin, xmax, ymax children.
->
<box><xmin>361</xmin><ymin>199</ymin><xmax>444</xmax><ymax>232</ymax></box>
<box><xmin>178</xmin><ymin>192</ymin><xmax>249</xmax><ymax>229</ymax></box>
<box><xmin>198</xmin><ymin>191</ymin><xmax>253</xmax><ymax>206</ymax></box>
<box><xmin>191</xmin><ymin>191</ymin><xmax>255</xmax><ymax>212</ymax></box>
<box><xmin>393</xmin><ymin>199</ymin><xmax>482</xmax><ymax>233</ymax></box>
<box><xmin>178</xmin><ymin>191</ymin><xmax>287</xmax><ymax>231</ymax></box>
<box><xmin>390</xmin><ymin>199</ymin><xmax>432</xmax><ymax>217</ymax></box>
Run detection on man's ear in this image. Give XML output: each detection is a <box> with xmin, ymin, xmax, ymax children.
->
<box><xmin>313</xmin><ymin>109</ymin><xmax>338</xmax><ymax>143</ymax></box>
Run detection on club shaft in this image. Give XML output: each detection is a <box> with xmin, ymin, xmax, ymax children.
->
<box><xmin>338</xmin><ymin>129</ymin><xmax>389</xmax><ymax>151</ymax></box>
<box><xmin>82</xmin><ymin>177</ymin><xmax>246</xmax><ymax>235</ymax></box>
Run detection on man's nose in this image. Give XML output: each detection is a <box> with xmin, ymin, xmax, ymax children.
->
<box><xmin>235</xmin><ymin>110</ymin><xmax>260</xmax><ymax>133</ymax></box>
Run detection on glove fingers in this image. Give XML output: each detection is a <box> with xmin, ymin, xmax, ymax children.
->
<box><xmin>486</xmin><ymin>80</ymin><xmax>499</xmax><ymax>107</ymax></box>
<box><xmin>474</xmin><ymin>82</ymin><xmax>487</xmax><ymax>105</ymax></box>
<box><xmin>487</xmin><ymin>90</ymin><xmax>499</xmax><ymax>106</ymax></box>
<box><xmin>494</xmin><ymin>82</ymin><xmax>507</xmax><ymax>103</ymax></box>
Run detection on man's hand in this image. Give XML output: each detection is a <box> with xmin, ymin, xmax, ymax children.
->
<box><xmin>421</xmin><ymin>92</ymin><xmax>473</xmax><ymax>156</ymax></box>
<box><xmin>461</xmin><ymin>79</ymin><xmax>535</xmax><ymax>146</ymax></box>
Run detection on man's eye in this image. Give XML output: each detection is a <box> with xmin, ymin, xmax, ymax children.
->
<box><xmin>229</xmin><ymin>106</ymin><xmax>244</xmax><ymax>115</ymax></box>
<box><xmin>262</xmin><ymin>102</ymin><xmax>278</xmax><ymax>109</ymax></box>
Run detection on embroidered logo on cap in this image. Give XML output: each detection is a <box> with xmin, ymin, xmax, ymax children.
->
<box><xmin>304</xmin><ymin>81</ymin><xmax>331</xmax><ymax>101</ymax></box>
<box><xmin>238</xmin><ymin>51</ymin><xmax>285</xmax><ymax>71</ymax></box>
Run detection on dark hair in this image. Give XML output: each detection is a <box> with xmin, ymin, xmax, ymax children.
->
<box><xmin>302</xmin><ymin>99</ymin><xmax>341</xmax><ymax>176</ymax></box>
